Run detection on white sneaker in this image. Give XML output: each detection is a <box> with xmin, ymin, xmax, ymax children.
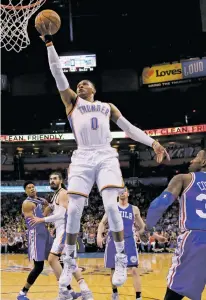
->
<box><xmin>112</xmin><ymin>253</ymin><xmax>128</xmax><ymax>286</ymax></box>
<box><xmin>59</xmin><ymin>256</ymin><xmax>77</xmax><ymax>287</ymax></box>
<box><xmin>111</xmin><ymin>292</ymin><xmax>119</xmax><ymax>300</ymax></box>
<box><xmin>81</xmin><ymin>290</ymin><xmax>94</xmax><ymax>300</ymax></box>
<box><xmin>56</xmin><ymin>288</ymin><xmax>73</xmax><ymax>300</ymax></box>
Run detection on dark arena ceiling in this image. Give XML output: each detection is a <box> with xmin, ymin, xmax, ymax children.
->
<box><xmin>2</xmin><ymin>0</ymin><xmax>206</xmax><ymax>73</ymax></box>
<box><xmin>1</xmin><ymin>0</ymin><xmax>206</xmax><ymax>134</ymax></box>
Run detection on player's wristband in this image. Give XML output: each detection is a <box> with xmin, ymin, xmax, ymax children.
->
<box><xmin>45</xmin><ymin>34</ymin><xmax>53</xmax><ymax>46</ymax></box>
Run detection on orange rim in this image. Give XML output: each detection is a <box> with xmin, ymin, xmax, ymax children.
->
<box><xmin>0</xmin><ymin>0</ymin><xmax>44</xmax><ymax>10</ymax></box>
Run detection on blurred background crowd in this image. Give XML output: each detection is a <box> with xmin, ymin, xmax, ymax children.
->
<box><xmin>0</xmin><ymin>181</ymin><xmax>179</xmax><ymax>255</ymax></box>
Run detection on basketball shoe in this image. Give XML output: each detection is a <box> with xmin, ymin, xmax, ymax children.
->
<box><xmin>57</xmin><ymin>288</ymin><xmax>73</xmax><ymax>300</ymax></box>
<box><xmin>17</xmin><ymin>293</ymin><xmax>29</xmax><ymax>300</ymax></box>
<box><xmin>59</xmin><ymin>256</ymin><xmax>77</xmax><ymax>287</ymax></box>
<box><xmin>70</xmin><ymin>290</ymin><xmax>82</xmax><ymax>299</ymax></box>
<box><xmin>111</xmin><ymin>292</ymin><xmax>119</xmax><ymax>300</ymax></box>
<box><xmin>81</xmin><ymin>290</ymin><xmax>94</xmax><ymax>300</ymax></box>
<box><xmin>112</xmin><ymin>253</ymin><xmax>128</xmax><ymax>286</ymax></box>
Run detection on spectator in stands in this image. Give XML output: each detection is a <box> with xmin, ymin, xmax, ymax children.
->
<box><xmin>1</xmin><ymin>182</ymin><xmax>180</xmax><ymax>254</ymax></box>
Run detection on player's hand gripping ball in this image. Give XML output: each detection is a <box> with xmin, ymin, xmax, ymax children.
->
<box><xmin>35</xmin><ymin>9</ymin><xmax>61</xmax><ymax>36</ymax></box>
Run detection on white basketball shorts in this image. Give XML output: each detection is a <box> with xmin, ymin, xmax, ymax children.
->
<box><xmin>67</xmin><ymin>145</ymin><xmax>125</xmax><ymax>198</ymax></box>
<box><xmin>50</xmin><ymin>226</ymin><xmax>66</xmax><ymax>256</ymax></box>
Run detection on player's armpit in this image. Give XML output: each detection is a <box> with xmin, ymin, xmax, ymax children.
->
<box><xmin>109</xmin><ymin>103</ymin><xmax>122</xmax><ymax>123</ymax></box>
<box><xmin>60</xmin><ymin>88</ymin><xmax>77</xmax><ymax>115</ymax></box>
<box><xmin>165</xmin><ymin>174</ymin><xmax>184</xmax><ymax>198</ymax></box>
<box><xmin>22</xmin><ymin>201</ymin><xmax>36</xmax><ymax>218</ymax></box>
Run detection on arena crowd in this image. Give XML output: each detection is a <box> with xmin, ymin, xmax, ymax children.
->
<box><xmin>1</xmin><ymin>181</ymin><xmax>179</xmax><ymax>254</ymax></box>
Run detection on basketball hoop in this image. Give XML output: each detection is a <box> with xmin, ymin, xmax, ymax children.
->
<box><xmin>0</xmin><ymin>0</ymin><xmax>46</xmax><ymax>52</ymax></box>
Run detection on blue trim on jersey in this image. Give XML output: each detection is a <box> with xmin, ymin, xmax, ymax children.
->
<box><xmin>146</xmin><ymin>191</ymin><xmax>176</xmax><ymax>229</ymax></box>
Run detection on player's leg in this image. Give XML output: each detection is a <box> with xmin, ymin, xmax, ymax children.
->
<box><xmin>126</xmin><ymin>236</ymin><xmax>141</xmax><ymax>300</ymax></box>
<box><xmin>48</xmin><ymin>252</ymin><xmax>81</xmax><ymax>299</ymax></box>
<box><xmin>104</xmin><ymin>237</ymin><xmax>119</xmax><ymax>299</ymax></box>
<box><xmin>17</xmin><ymin>260</ymin><xmax>44</xmax><ymax>300</ymax></box>
<box><xmin>110</xmin><ymin>269</ymin><xmax>119</xmax><ymax>300</ymax></box>
<box><xmin>49</xmin><ymin>230</ymin><xmax>67</xmax><ymax>280</ymax></box>
<box><xmin>49</xmin><ymin>253</ymin><xmax>63</xmax><ymax>279</ymax></box>
<box><xmin>164</xmin><ymin>288</ymin><xmax>184</xmax><ymax>300</ymax></box>
<box><xmin>97</xmin><ymin>154</ymin><xmax>127</xmax><ymax>286</ymax></box>
<box><xmin>73</xmin><ymin>269</ymin><xmax>91</xmax><ymax>298</ymax></box>
<box><xmin>60</xmin><ymin>244</ymin><xmax>90</xmax><ymax>299</ymax></box>
<box><xmin>18</xmin><ymin>231</ymin><xmax>47</xmax><ymax>299</ymax></box>
<box><xmin>131</xmin><ymin>268</ymin><xmax>142</xmax><ymax>300</ymax></box>
<box><xmin>59</xmin><ymin>156</ymin><xmax>94</xmax><ymax>299</ymax></box>
<box><xmin>166</xmin><ymin>230</ymin><xmax>206</xmax><ymax>300</ymax></box>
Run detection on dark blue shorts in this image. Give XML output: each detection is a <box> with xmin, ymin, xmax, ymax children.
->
<box><xmin>104</xmin><ymin>235</ymin><xmax>138</xmax><ymax>268</ymax></box>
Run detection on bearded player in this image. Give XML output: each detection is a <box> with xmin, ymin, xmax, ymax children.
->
<box><xmin>145</xmin><ymin>150</ymin><xmax>206</xmax><ymax>300</ymax></box>
<box><xmin>29</xmin><ymin>172</ymin><xmax>92</xmax><ymax>299</ymax></box>
<box><xmin>35</xmin><ymin>21</ymin><xmax>170</xmax><ymax>293</ymax></box>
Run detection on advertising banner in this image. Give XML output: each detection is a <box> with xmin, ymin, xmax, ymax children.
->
<box><xmin>142</xmin><ymin>63</ymin><xmax>183</xmax><ymax>84</ymax></box>
<box><xmin>1</xmin><ymin>125</ymin><xmax>206</xmax><ymax>143</ymax></box>
<box><xmin>182</xmin><ymin>58</ymin><xmax>206</xmax><ymax>79</ymax></box>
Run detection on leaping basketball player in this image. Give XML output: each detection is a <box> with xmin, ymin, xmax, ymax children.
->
<box><xmin>145</xmin><ymin>149</ymin><xmax>206</xmax><ymax>300</ymax></box>
<box><xmin>35</xmin><ymin>21</ymin><xmax>170</xmax><ymax>297</ymax></box>
<box><xmin>97</xmin><ymin>187</ymin><xmax>166</xmax><ymax>300</ymax></box>
<box><xmin>29</xmin><ymin>172</ymin><xmax>90</xmax><ymax>299</ymax></box>
<box><xmin>17</xmin><ymin>181</ymin><xmax>53</xmax><ymax>300</ymax></box>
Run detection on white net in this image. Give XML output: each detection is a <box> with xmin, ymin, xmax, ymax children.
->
<box><xmin>0</xmin><ymin>0</ymin><xmax>46</xmax><ymax>52</ymax></box>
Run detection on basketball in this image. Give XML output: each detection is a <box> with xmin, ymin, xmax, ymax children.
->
<box><xmin>35</xmin><ymin>10</ymin><xmax>61</xmax><ymax>35</ymax></box>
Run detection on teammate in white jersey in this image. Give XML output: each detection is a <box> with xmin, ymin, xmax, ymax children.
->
<box><xmin>29</xmin><ymin>172</ymin><xmax>92</xmax><ymax>300</ymax></box>
<box><xmin>36</xmin><ymin>22</ymin><xmax>169</xmax><ymax>293</ymax></box>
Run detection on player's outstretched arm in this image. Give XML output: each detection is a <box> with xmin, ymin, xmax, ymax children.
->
<box><xmin>146</xmin><ymin>174</ymin><xmax>184</xmax><ymax>229</ymax></box>
<box><xmin>109</xmin><ymin>103</ymin><xmax>170</xmax><ymax>163</ymax></box>
<box><xmin>35</xmin><ymin>22</ymin><xmax>77</xmax><ymax>115</ymax></box>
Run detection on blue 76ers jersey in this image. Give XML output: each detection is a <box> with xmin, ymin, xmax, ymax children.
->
<box><xmin>179</xmin><ymin>172</ymin><xmax>206</xmax><ymax>232</ymax></box>
<box><xmin>24</xmin><ymin>197</ymin><xmax>47</xmax><ymax>234</ymax></box>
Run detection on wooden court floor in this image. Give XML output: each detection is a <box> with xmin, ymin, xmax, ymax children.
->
<box><xmin>1</xmin><ymin>253</ymin><xmax>206</xmax><ymax>300</ymax></box>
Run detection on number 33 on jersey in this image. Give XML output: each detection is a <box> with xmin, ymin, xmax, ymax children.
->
<box><xmin>179</xmin><ymin>172</ymin><xmax>206</xmax><ymax>231</ymax></box>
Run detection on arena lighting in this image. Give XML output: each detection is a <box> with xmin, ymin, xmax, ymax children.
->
<box><xmin>56</xmin><ymin>122</ymin><xmax>66</xmax><ymax>126</ymax></box>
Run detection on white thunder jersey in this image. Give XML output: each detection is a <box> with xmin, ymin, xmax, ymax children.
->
<box><xmin>50</xmin><ymin>188</ymin><xmax>66</xmax><ymax>229</ymax></box>
<box><xmin>67</xmin><ymin>97</ymin><xmax>112</xmax><ymax>147</ymax></box>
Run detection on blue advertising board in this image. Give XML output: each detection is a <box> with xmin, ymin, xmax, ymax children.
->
<box><xmin>182</xmin><ymin>58</ymin><xmax>206</xmax><ymax>79</ymax></box>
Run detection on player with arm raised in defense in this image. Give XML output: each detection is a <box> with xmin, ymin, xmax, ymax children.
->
<box><xmin>35</xmin><ymin>22</ymin><xmax>170</xmax><ymax>298</ymax></box>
